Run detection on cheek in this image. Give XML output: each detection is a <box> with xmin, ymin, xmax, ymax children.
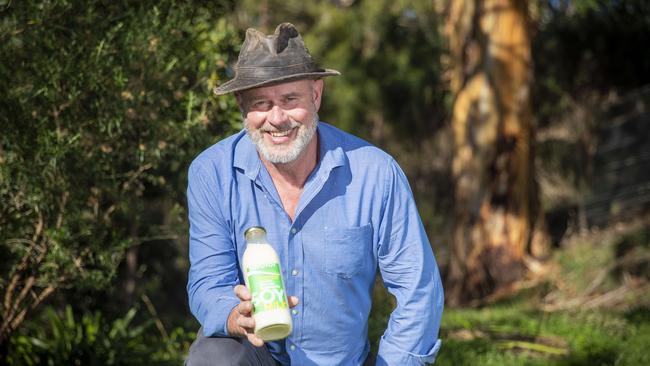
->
<box><xmin>244</xmin><ymin>112</ymin><xmax>266</xmax><ymax>129</ymax></box>
<box><xmin>287</xmin><ymin>108</ymin><xmax>312</xmax><ymax>123</ymax></box>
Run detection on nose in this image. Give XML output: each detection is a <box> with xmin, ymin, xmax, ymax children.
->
<box><xmin>267</xmin><ymin>105</ymin><xmax>288</xmax><ymax>126</ymax></box>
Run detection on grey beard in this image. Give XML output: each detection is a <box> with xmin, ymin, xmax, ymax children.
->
<box><xmin>245</xmin><ymin>113</ymin><xmax>319</xmax><ymax>164</ymax></box>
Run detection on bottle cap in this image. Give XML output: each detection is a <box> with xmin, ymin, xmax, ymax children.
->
<box><xmin>244</xmin><ymin>226</ymin><xmax>267</xmax><ymax>241</ymax></box>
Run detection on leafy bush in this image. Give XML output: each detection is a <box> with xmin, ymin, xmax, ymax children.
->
<box><xmin>7</xmin><ymin>305</ymin><xmax>194</xmax><ymax>365</ymax></box>
<box><xmin>0</xmin><ymin>0</ymin><xmax>240</xmax><ymax>349</ymax></box>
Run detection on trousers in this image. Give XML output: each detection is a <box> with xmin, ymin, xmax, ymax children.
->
<box><xmin>185</xmin><ymin>328</ymin><xmax>376</xmax><ymax>366</ymax></box>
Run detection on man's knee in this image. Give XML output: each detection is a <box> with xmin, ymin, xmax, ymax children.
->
<box><xmin>186</xmin><ymin>334</ymin><xmax>248</xmax><ymax>366</ymax></box>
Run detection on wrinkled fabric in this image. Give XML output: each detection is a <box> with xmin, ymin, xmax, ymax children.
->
<box><xmin>187</xmin><ymin>122</ymin><xmax>444</xmax><ymax>365</ymax></box>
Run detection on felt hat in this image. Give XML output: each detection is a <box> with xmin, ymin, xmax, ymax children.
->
<box><xmin>214</xmin><ymin>23</ymin><xmax>340</xmax><ymax>95</ymax></box>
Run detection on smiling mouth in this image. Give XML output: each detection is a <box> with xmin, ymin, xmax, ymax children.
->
<box><xmin>268</xmin><ymin>129</ymin><xmax>293</xmax><ymax>137</ymax></box>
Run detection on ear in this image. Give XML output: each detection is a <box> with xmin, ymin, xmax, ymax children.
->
<box><xmin>312</xmin><ymin>79</ymin><xmax>324</xmax><ymax>111</ymax></box>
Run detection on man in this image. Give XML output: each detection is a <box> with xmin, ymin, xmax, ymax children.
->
<box><xmin>186</xmin><ymin>23</ymin><xmax>443</xmax><ymax>366</ymax></box>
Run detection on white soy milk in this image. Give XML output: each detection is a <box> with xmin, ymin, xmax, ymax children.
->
<box><xmin>242</xmin><ymin>226</ymin><xmax>292</xmax><ymax>341</ymax></box>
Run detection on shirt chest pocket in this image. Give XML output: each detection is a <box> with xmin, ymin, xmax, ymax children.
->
<box><xmin>323</xmin><ymin>224</ymin><xmax>373</xmax><ymax>279</ymax></box>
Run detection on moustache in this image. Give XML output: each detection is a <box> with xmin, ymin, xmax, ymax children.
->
<box><xmin>259</xmin><ymin>120</ymin><xmax>301</xmax><ymax>133</ymax></box>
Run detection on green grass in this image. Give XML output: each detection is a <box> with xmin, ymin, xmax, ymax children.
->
<box><xmin>435</xmin><ymin>305</ymin><xmax>650</xmax><ymax>366</ymax></box>
<box><xmin>368</xmin><ymin>224</ymin><xmax>650</xmax><ymax>365</ymax></box>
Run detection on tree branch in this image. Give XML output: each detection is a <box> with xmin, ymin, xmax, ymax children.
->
<box><xmin>141</xmin><ymin>293</ymin><xmax>168</xmax><ymax>339</ymax></box>
<box><xmin>9</xmin><ymin>285</ymin><xmax>55</xmax><ymax>333</ymax></box>
<box><xmin>3</xmin><ymin>212</ymin><xmax>44</xmax><ymax>325</ymax></box>
<box><xmin>55</xmin><ymin>191</ymin><xmax>69</xmax><ymax>230</ymax></box>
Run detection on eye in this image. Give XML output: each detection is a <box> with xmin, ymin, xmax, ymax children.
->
<box><xmin>283</xmin><ymin>96</ymin><xmax>300</xmax><ymax>106</ymax></box>
<box><xmin>251</xmin><ymin>100</ymin><xmax>271</xmax><ymax>111</ymax></box>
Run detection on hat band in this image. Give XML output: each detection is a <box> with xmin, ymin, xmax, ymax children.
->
<box><xmin>235</xmin><ymin>61</ymin><xmax>320</xmax><ymax>80</ymax></box>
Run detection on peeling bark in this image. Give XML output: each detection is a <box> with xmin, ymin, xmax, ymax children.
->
<box><xmin>445</xmin><ymin>0</ymin><xmax>550</xmax><ymax>306</ymax></box>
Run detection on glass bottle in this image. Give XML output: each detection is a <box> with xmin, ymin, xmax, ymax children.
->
<box><xmin>242</xmin><ymin>226</ymin><xmax>292</xmax><ymax>341</ymax></box>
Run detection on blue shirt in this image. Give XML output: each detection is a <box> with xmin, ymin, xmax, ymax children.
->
<box><xmin>187</xmin><ymin>122</ymin><xmax>443</xmax><ymax>365</ymax></box>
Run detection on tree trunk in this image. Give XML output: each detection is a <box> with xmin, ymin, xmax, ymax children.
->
<box><xmin>445</xmin><ymin>0</ymin><xmax>549</xmax><ymax>306</ymax></box>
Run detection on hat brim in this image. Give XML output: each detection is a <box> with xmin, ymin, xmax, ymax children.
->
<box><xmin>213</xmin><ymin>69</ymin><xmax>340</xmax><ymax>95</ymax></box>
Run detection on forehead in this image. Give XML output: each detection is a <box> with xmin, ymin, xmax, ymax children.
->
<box><xmin>241</xmin><ymin>79</ymin><xmax>314</xmax><ymax>100</ymax></box>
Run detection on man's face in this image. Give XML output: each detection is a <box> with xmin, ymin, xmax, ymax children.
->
<box><xmin>237</xmin><ymin>79</ymin><xmax>323</xmax><ymax>164</ymax></box>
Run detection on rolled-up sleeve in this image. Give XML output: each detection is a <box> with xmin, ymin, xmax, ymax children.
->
<box><xmin>186</xmin><ymin>161</ymin><xmax>239</xmax><ymax>337</ymax></box>
<box><xmin>378</xmin><ymin>336</ymin><xmax>442</xmax><ymax>365</ymax></box>
<box><xmin>376</xmin><ymin>160</ymin><xmax>444</xmax><ymax>365</ymax></box>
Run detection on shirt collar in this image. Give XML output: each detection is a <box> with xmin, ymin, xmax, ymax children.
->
<box><xmin>233</xmin><ymin>131</ymin><xmax>262</xmax><ymax>181</ymax></box>
<box><xmin>316</xmin><ymin>122</ymin><xmax>346</xmax><ymax>174</ymax></box>
<box><xmin>232</xmin><ymin>122</ymin><xmax>346</xmax><ymax>182</ymax></box>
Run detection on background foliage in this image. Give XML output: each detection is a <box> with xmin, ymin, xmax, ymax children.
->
<box><xmin>0</xmin><ymin>0</ymin><xmax>241</xmax><ymax>360</ymax></box>
<box><xmin>1</xmin><ymin>0</ymin><xmax>650</xmax><ymax>364</ymax></box>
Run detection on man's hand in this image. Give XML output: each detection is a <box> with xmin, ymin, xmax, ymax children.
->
<box><xmin>226</xmin><ymin>284</ymin><xmax>299</xmax><ymax>347</ymax></box>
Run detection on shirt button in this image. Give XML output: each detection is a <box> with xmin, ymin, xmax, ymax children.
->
<box><xmin>290</xmin><ymin>228</ymin><xmax>297</xmax><ymax>234</ymax></box>
<box><xmin>290</xmin><ymin>345</ymin><xmax>296</xmax><ymax>351</ymax></box>
<box><xmin>292</xmin><ymin>309</ymin><xmax>298</xmax><ymax>315</ymax></box>
<box><xmin>291</xmin><ymin>269</ymin><xmax>299</xmax><ymax>276</ymax></box>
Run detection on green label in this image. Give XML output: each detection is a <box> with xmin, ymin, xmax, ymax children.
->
<box><xmin>247</xmin><ymin>263</ymin><xmax>288</xmax><ymax>313</ymax></box>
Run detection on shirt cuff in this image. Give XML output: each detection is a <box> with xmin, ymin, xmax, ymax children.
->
<box><xmin>201</xmin><ymin>295</ymin><xmax>241</xmax><ymax>337</ymax></box>
<box><xmin>376</xmin><ymin>336</ymin><xmax>442</xmax><ymax>366</ymax></box>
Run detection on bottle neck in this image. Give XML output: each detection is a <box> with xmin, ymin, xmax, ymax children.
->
<box><xmin>246</xmin><ymin>231</ymin><xmax>267</xmax><ymax>244</ymax></box>
<box><xmin>246</xmin><ymin>236</ymin><xmax>268</xmax><ymax>245</ymax></box>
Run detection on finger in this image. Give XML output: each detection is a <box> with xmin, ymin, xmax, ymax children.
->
<box><xmin>226</xmin><ymin>310</ymin><xmax>241</xmax><ymax>337</ymax></box>
<box><xmin>247</xmin><ymin>333</ymin><xmax>265</xmax><ymax>347</ymax></box>
<box><xmin>227</xmin><ymin>308</ymin><xmax>248</xmax><ymax>338</ymax></box>
<box><xmin>236</xmin><ymin>300</ymin><xmax>253</xmax><ymax>315</ymax></box>
<box><xmin>237</xmin><ymin>314</ymin><xmax>256</xmax><ymax>330</ymax></box>
<box><xmin>288</xmin><ymin>296</ymin><xmax>299</xmax><ymax>308</ymax></box>
<box><xmin>234</xmin><ymin>285</ymin><xmax>251</xmax><ymax>301</ymax></box>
